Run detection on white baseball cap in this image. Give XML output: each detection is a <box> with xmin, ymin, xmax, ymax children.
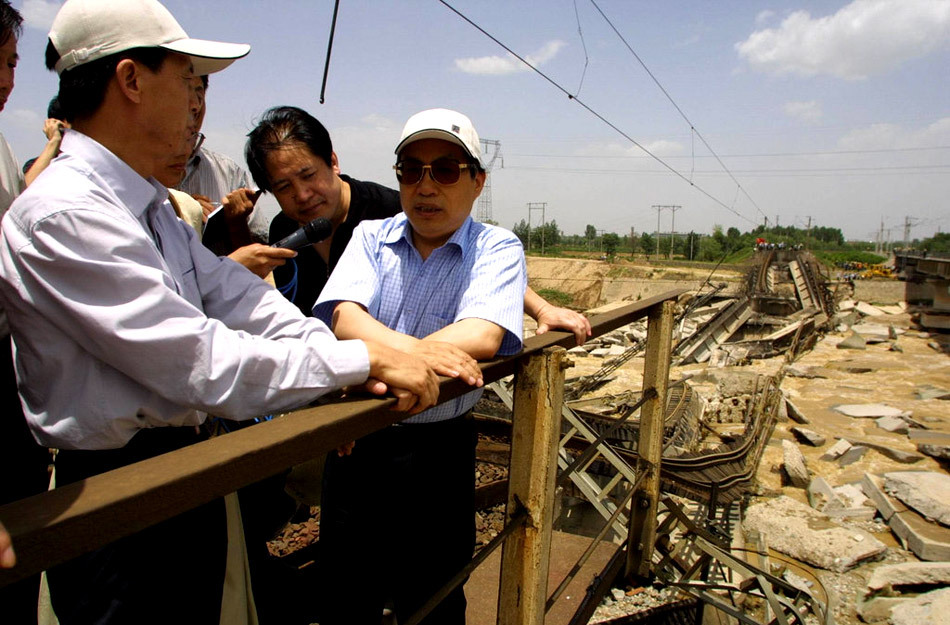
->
<box><xmin>395</xmin><ymin>108</ymin><xmax>482</xmax><ymax>167</ymax></box>
<box><xmin>49</xmin><ymin>0</ymin><xmax>250</xmax><ymax>76</ymax></box>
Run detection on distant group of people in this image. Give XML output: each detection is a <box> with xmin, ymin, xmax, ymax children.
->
<box><xmin>0</xmin><ymin>1</ymin><xmax>591</xmax><ymax>624</ymax></box>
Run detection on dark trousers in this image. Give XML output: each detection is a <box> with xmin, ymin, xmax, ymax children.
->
<box><xmin>48</xmin><ymin>427</ymin><xmax>226</xmax><ymax>625</ymax></box>
<box><xmin>318</xmin><ymin>414</ymin><xmax>477</xmax><ymax>625</ymax></box>
<box><xmin>0</xmin><ymin>335</ymin><xmax>50</xmax><ymax>625</ymax></box>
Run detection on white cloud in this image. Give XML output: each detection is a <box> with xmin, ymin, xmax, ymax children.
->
<box><xmin>783</xmin><ymin>100</ymin><xmax>822</xmax><ymax>123</ymax></box>
<box><xmin>736</xmin><ymin>0</ymin><xmax>950</xmax><ymax>80</ymax></box>
<box><xmin>641</xmin><ymin>140</ymin><xmax>684</xmax><ymax>157</ymax></box>
<box><xmin>755</xmin><ymin>10</ymin><xmax>775</xmax><ymax>25</ymax></box>
<box><xmin>455</xmin><ymin>40</ymin><xmax>565</xmax><ymax>75</ymax></box>
<box><xmin>6</xmin><ymin>108</ymin><xmax>41</xmax><ymax>132</ymax></box>
<box><xmin>838</xmin><ymin>117</ymin><xmax>950</xmax><ymax>150</ymax></box>
<box><xmin>21</xmin><ymin>0</ymin><xmax>61</xmax><ymax>31</ymax></box>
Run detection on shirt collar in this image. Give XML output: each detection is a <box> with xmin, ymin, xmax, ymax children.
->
<box><xmin>383</xmin><ymin>212</ymin><xmax>475</xmax><ymax>254</ymax></box>
<box><xmin>60</xmin><ymin>130</ymin><xmax>169</xmax><ymax>219</ymax></box>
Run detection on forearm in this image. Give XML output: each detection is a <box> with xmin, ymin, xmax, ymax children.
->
<box><xmin>331</xmin><ymin>301</ymin><xmax>420</xmax><ymax>352</ymax></box>
<box><xmin>425</xmin><ymin>318</ymin><xmax>504</xmax><ymax>360</ymax></box>
<box><xmin>24</xmin><ymin>137</ymin><xmax>62</xmax><ymax>187</ymax></box>
<box><xmin>523</xmin><ymin>285</ymin><xmax>548</xmax><ymax>321</ymax></box>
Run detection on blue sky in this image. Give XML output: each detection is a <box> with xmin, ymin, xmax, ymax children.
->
<box><xmin>5</xmin><ymin>0</ymin><xmax>949</xmax><ymax>242</ymax></box>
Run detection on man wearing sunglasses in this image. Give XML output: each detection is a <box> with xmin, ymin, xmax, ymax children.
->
<box><xmin>312</xmin><ymin>109</ymin><xmax>525</xmax><ymax>625</ymax></box>
<box><xmin>249</xmin><ymin>106</ymin><xmax>592</xmax><ymax>345</ymax></box>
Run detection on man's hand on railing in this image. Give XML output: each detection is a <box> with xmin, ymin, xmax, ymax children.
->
<box><xmin>409</xmin><ymin>340</ymin><xmax>483</xmax><ymax>388</ymax></box>
<box><xmin>0</xmin><ymin>520</ymin><xmax>15</xmax><ymax>569</ymax></box>
<box><xmin>534</xmin><ymin>303</ymin><xmax>592</xmax><ymax>346</ymax></box>
<box><xmin>364</xmin><ymin>341</ymin><xmax>440</xmax><ymax>414</ymax></box>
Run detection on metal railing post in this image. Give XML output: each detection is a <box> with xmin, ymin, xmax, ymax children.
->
<box><xmin>497</xmin><ymin>346</ymin><xmax>569</xmax><ymax>625</ymax></box>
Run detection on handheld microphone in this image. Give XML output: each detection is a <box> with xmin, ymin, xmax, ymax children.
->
<box><xmin>271</xmin><ymin>217</ymin><xmax>333</xmax><ymax>250</ymax></box>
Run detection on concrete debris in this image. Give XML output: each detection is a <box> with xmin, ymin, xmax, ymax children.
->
<box><xmin>781</xmin><ymin>440</ymin><xmax>810</xmax><ymax>488</ymax></box>
<box><xmin>836</xmin><ymin>330</ymin><xmax>867</xmax><ymax>350</ymax></box>
<box><xmin>876</xmin><ymin>415</ymin><xmax>910</xmax><ymax>434</ymax></box>
<box><xmin>890</xmin><ymin>587</ymin><xmax>950</xmax><ymax>625</ymax></box>
<box><xmin>867</xmin><ymin>561</ymin><xmax>950</xmax><ymax>593</ymax></box>
<box><xmin>832</xmin><ymin>403</ymin><xmax>907</xmax><ymax>419</ymax></box>
<box><xmin>807</xmin><ymin>477</ymin><xmax>876</xmax><ymax>519</ymax></box>
<box><xmin>790</xmin><ymin>426</ymin><xmax>825</xmax><ymax>447</ymax></box>
<box><xmin>821</xmin><ymin>438</ymin><xmax>852</xmax><ymax>461</ymax></box>
<box><xmin>567</xmin><ymin>346</ymin><xmax>588</xmax><ymax>356</ymax></box>
<box><xmin>859</xmin><ymin>564</ymin><xmax>950</xmax><ymax>624</ymax></box>
<box><xmin>589</xmin><ymin>348</ymin><xmax>612</xmax><ymax>358</ymax></box>
<box><xmin>839</xmin><ymin>436</ymin><xmax>924</xmax><ymax>464</ymax></box>
<box><xmin>916</xmin><ymin>384</ymin><xmax>950</xmax><ymax>400</ymax></box>
<box><xmin>852</xmin><ymin>323</ymin><xmax>897</xmax><ymax>343</ymax></box>
<box><xmin>784</xmin><ymin>397</ymin><xmax>810</xmax><ymax>424</ymax></box>
<box><xmin>783</xmin><ymin>365</ymin><xmax>827</xmax><ymax>379</ymax></box>
<box><xmin>863</xmin><ymin>473</ymin><xmax>950</xmax><ymax>561</ymax></box>
<box><xmin>855</xmin><ymin>301</ymin><xmax>887</xmax><ymax>316</ymax></box>
<box><xmin>742</xmin><ymin>496</ymin><xmax>886</xmax><ymax>573</ymax></box>
<box><xmin>838</xmin><ymin>299</ymin><xmax>856</xmax><ymax>312</ymax></box>
<box><xmin>884</xmin><ymin>472</ymin><xmax>950</xmax><ymax>526</ymax></box>
<box><xmin>838</xmin><ymin>445</ymin><xmax>868</xmax><ymax>466</ymax></box>
<box><xmin>909</xmin><ymin>430</ymin><xmax>950</xmax><ymax>461</ymax></box>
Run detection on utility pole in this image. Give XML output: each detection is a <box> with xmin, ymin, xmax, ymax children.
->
<box><xmin>527</xmin><ymin>202</ymin><xmax>546</xmax><ymax>255</ymax></box>
<box><xmin>476</xmin><ymin>139</ymin><xmax>502</xmax><ymax>222</ymax></box>
<box><xmin>652</xmin><ymin>204</ymin><xmax>680</xmax><ymax>260</ymax></box>
<box><xmin>630</xmin><ymin>226</ymin><xmax>636</xmax><ymax>256</ymax></box>
<box><xmin>668</xmin><ymin>205</ymin><xmax>680</xmax><ymax>260</ymax></box>
<box><xmin>903</xmin><ymin>216</ymin><xmax>918</xmax><ymax>249</ymax></box>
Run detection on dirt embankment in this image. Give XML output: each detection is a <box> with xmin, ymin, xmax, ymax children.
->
<box><xmin>526</xmin><ymin>256</ymin><xmax>745</xmax><ymax>308</ymax></box>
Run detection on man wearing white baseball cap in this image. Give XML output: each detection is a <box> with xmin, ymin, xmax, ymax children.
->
<box><xmin>313</xmin><ymin>108</ymin><xmax>527</xmax><ymax>625</ymax></box>
<box><xmin>0</xmin><ymin>1</ymin><xmax>439</xmax><ymax>623</ymax></box>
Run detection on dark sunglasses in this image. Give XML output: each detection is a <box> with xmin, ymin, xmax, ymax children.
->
<box><xmin>393</xmin><ymin>158</ymin><xmax>475</xmax><ymax>186</ymax></box>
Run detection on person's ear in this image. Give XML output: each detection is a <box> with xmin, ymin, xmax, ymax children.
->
<box><xmin>114</xmin><ymin>58</ymin><xmax>144</xmax><ymax>104</ymax></box>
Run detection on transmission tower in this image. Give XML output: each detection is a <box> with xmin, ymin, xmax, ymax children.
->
<box><xmin>476</xmin><ymin>139</ymin><xmax>502</xmax><ymax>222</ymax></box>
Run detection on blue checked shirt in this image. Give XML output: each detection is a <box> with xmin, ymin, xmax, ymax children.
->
<box><xmin>315</xmin><ymin>213</ymin><xmax>526</xmax><ymax>423</ymax></box>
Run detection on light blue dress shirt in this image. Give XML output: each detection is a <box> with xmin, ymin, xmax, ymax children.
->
<box><xmin>315</xmin><ymin>212</ymin><xmax>526</xmax><ymax>423</ymax></box>
<box><xmin>0</xmin><ymin>131</ymin><xmax>371</xmax><ymax>450</ymax></box>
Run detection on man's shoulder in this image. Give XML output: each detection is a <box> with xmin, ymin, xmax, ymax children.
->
<box><xmin>342</xmin><ymin>175</ymin><xmax>400</xmax><ymax>219</ymax></box>
<box><xmin>467</xmin><ymin>221</ymin><xmax>522</xmax><ymax>248</ymax></box>
<box><xmin>197</xmin><ymin>147</ymin><xmax>246</xmax><ymax>176</ymax></box>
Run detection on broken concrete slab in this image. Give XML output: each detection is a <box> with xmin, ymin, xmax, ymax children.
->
<box><xmin>855</xmin><ymin>301</ymin><xmax>887</xmax><ymax>316</ymax></box>
<box><xmin>821</xmin><ymin>438</ymin><xmax>852</xmax><ymax>461</ymax></box>
<box><xmin>876</xmin><ymin>415</ymin><xmax>910</xmax><ymax>434</ymax></box>
<box><xmin>863</xmin><ymin>473</ymin><xmax>950</xmax><ymax>561</ymax></box>
<box><xmin>807</xmin><ymin>477</ymin><xmax>845</xmax><ymax>512</ymax></box>
<box><xmin>742</xmin><ymin>495</ymin><xmax>886</xmax><ymax>573</ymax></box>
<box><xmin>567</xmin><ymin>346</ymin><xmax>589</xmax><ymax>356</ymax></box>
<box><xmin>782</xmin><ymin>440</ymin><xmax>810</xmax><ymax>488</ymax></box>
<box><xmin>837</xmin><ymin>330</ymin><xmax>867</xmax><ymax>350</ymax></box>
<box><xmin>885</xmin><ymin>472</ymin><xmax>950</xmax><ymax>526</ymax></box>
<box><xmin>890</xmin><ymin>587</ymin><xmax>950</xmax><ymax>625</ymax></box>
<box><xmin>838</xmin><ymin>445</ymin><xmax>868</xmax><ymax>466</ymax></box>
<box><xmin>790</xmin><ymin>426</ymin><xmax>825</xmax><ymax>446</ymax></box>
<box><xmin>833</xmin><ymin>403</ymin><xmax>907</xmax><ymax>418</ymax></box>
<box><xmin>868</xmin><ymin>561</ymin><xmax>950</xmax><ymax>593</ymax></box>
<box><xmin>835</xmin><ymin>483</ymin><xmax>870</xmax><ymax>509</ymax></box>
<box><xmin>859</xmin><ymin>563</ymin><xmax>950</xmax><ymax>624</ymax></box>
<box><xmin>838</xmin><ymin>299</ymin><xmax>856</xmax><ymax>312</ymax></box>
<box><xmin>916</xmin><ymin>384</ymin><xmax>950</xmax><ymax>400</ymax></box>
<box><xmin>909</xmin><ymin>430</ymin><xmax>950</xmax><ymax>461</ymax></box>
<box><xmin>839</xmin><ymin>436</ymin><xmax>924</xmax><ymax>464</ymax></box>
<box><xmin>784</xmin><ymin>397</ymin><xmax>810</xmax><ymax>424</ymax></box>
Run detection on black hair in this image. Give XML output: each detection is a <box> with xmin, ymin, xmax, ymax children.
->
<box><xmin>245</xmin><ymin>106</ymin><xmax>333</xmax><ymax>193</ymax></box>
<box><xmin>45</xmin><ymin>42</ymin><xmax>169</xmax><ymax>121</ymax></box>
<box><xmin>47</xmin><ymin>95</ymin><xmax>65</xmax><ymax>120</ymax></box>
<box><xmin>0</xmin><ymin>1</ymin><xmax>22</xmax><ymax>48</ymax></box>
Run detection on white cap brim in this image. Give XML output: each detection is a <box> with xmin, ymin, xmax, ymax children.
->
<box><xmin>162</xmin><ymin>39</ymin><xmax>250</xmax><ymax>76</ymax></box>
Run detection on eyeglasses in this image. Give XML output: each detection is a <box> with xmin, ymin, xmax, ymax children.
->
<box><xmin>393</xmin><ymin>158</ymin><xmax>475</xmax><ymax>186</ymax></box>
<box><xmin>191</xmin><ymin>132</ymin><xmax>205</xmax><ymax>153</ymax></box>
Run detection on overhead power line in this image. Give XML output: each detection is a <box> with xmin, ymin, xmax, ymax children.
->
<box><xmin>437</xmin><ymin>0</ymin><xmax>759</xmax><ymax>227</ymax></box>
<box><xmin>588</xmin><ymin>0</ymin><xmax>767</xmax><ymax>221</ymax></box>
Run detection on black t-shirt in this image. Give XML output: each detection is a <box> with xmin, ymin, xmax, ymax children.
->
<box><xmin>269</xmin><ymin>174</ymin><xmax>400</xmax><ymax>317</ymax></box>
